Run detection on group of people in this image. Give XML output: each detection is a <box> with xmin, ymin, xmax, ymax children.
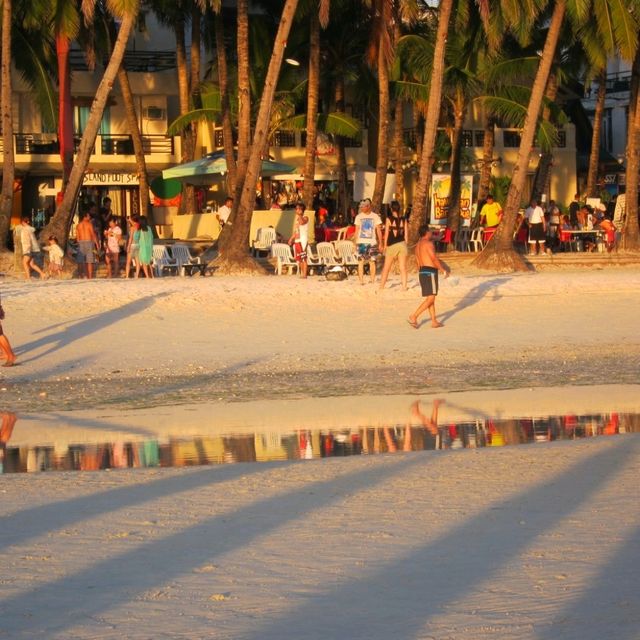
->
<box><xmin>478</xmin><ymin>192</ymin><xmax>620</xmax><ymax>255</ymax></box>
<box><xmin>286</xmin><ymin>197</ymin><xmax>450</xmax><ymax>329</ymax></box>
<box><xmin>17</xmin><ymin>203</ymin><xmax>155</xmax><ymax>280</ymax></box>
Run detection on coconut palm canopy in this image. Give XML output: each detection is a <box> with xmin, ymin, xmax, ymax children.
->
<box><xmin>162</xmin><ymin>151</ymin><xmax>295</xmax><ymax>185</ymax></box>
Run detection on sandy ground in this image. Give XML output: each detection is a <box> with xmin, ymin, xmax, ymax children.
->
<box><xmin>0</xmin><ymin>265</ymin><xmax>639</xmax><ymax>411</ymax></box>
<box><xmin>1</xmin><ymin>266</ymin><xmax>640</xmax><ymax>638</ymax></box>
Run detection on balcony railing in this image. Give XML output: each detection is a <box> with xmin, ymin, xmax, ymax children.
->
<box><xmin>8</xmin><ymin>132</ymin><xmax>174</xmax><ymax>157</ymax></box>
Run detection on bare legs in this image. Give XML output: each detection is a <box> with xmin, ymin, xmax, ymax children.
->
<box><xmin>0</xmin><ymin>335</ymin><xmax>16</xmax><ymax>366</ymax></box>
<box><xmin>408</xmin><ymin>294</ymin><xmax>443</xmax><ymax>328</ymax></box>
<box><xmin>358</xmin><ymin>259</ymin><xmax>376</xmax><ymax>285</ymax></box>
<box><xmin>22</xmin><ymin>255</ymin><xmax>47</xmax><ymax>280</ymax></box>
<box><xmin>379</xmin><ymin>253</ymin><xmax>408</xmax><ymax>291</ymax></box>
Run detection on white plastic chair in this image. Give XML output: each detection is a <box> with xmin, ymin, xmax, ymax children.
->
<box><xmin>152</xmin><ymin>245</ymin><xmax>178</xmax><ymax>277</ymax></box>
<box><xmin>316</xmin><ymin>242</ymin><xmax>342</xmax><ymax>268</ymax></box>
<box><xmin>171</xmin><ymin>244</ymin><xmax>201</xmax><ymax>276</ymax></box>
<box><xmin>469</xmin><ymin>228</ymin><xmax>484</xmax><ymax>252</ymax></box>
<box><xmin>251</xmin><ymin>227</ymin><xmax>277</xmax><ymax>256</ymax></box>
<box><xmin>271</xmin><ymin>243</ymin><xmax>299</xmax><ymax>275</ymax></box>
<box><xmin>306</xmin><ymin>244</ymin><xmax>323</xmax><ymax>275</ymax></box>
<box><xmin>334</xmin><ymin>240</ymin><xmax>360</xmax><ymax>273</ymax></box>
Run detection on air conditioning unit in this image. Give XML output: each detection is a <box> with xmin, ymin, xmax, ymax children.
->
<box><xmin>143</xmin><ymin>106</ymin><xmax>165</xmax><ymax>121</ymax></box>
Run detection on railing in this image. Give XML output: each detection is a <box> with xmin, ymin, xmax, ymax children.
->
<box><xmin>8</xmin><ymin>132</ymin><xmax>174</xmax><ymax>157</ymax></box>
<box><xmin>605</xmin><ymin>71</ymin><xmax>631</xmax><ymax>93</ymax></box>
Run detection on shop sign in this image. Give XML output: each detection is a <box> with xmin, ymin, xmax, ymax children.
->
<box><xmin>83</xmin><ymin>171</ymin><xmax>139</xmax><ymax>186</ymax></box>
<box><xmin>430</xmin><ymin>174</ymin><xmax>474</xmax><ymax>226</ymax></box>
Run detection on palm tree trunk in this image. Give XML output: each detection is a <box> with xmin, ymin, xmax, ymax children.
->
<box><xmin>586</xmin><ymin>69</ymin><xmax>606</xmax><ymax>198</ymax></box>
<box><xmin>372</xmin><ymin>44</ymin><xmax>390</xmax><ymax>216</ymax></box>
<box><xmin>622</xmin><ymin>47</ymin><xmax>640</xmax><ymax>251</ymax></box>
<box><xmin>335</xmin><ymin>77</ymin><xmax>349</xmax><ymax>219</ymax></box>
<box><xmin>175</xmin><ymin>19</ymin><xmax>196</xmax><ymax>213</ymax></box>
<box><xmin>447</xmin><ymin>93</ymin><xmax>466</xmax><ymax>239</ymax></box>
<box><xmin>56</xmin><ymin>33</ymin><xmax>74</xmax><ymax>188</ymax></box>
<box><xmin>117</xmin><ymin>66</ymin><xmax>149</xmax><ymax>216</ymax></box>
<box><xmin>214</xmin><ymin>9</ymin><xmax>237</xmax><ymax>196</ymax></box>
<box><xmin>218</xmin><ymin>0</ymin><xmax>300</xmax><ymax>270</ymax></box>
<box><xmin>473</xmin><ymin>0</ymin><xmax>566</xmax><ymax>271</ymax></box>
<box><xmin>477</xmin><ymin>116</ymin><xmax>495</xmax><ymax>202</ymax></box>
<box><xmin>407</xmin><ymin>0</ymin><xmax>454</xmax><ymax>245</ymax></box>
<box><xmin>235</xmin><ymin>0</ymin><xmax>251</xmax><ymax>201</ymax></box>
<box><xmin>303</xmin><ymin>11</ymin><xmax>320</xmax><ymax>209</ymax></box>
<box><xmin>0</xmin><ymin>0</ymin><xmax>14</xmax><ymax>250</ymax></box>
<box><xmin>532</xmin><ymin>72</ymin><xmax>559</xmax><ymax>201</ymax></box>
<box><xmin>392</xmin><ymin>98</ymin><xmax>405</xmax><ymax>208</ymax></box>
<box><xmin>41</xmin><ymin>13</ymin><xmax>137</xmax><ymax>249</ymax></box>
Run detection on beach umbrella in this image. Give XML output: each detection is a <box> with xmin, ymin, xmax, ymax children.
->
<box><xmin>162</xmin><ymin>151</ymin><xmax>295</xmax><ymax>185</ymax></box>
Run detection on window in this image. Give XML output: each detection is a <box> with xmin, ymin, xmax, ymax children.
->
<box><xmin>556</xmin><ymin>130</ymin><xmax>566</xmax><ymax>148</ymax></box>
<box><xmin>474</xmin><ymin>130</ymin><xmax>485</xmax><ymax>147</ymax></box>
<box><xmin>602</xmin><ymin>108</ymin><xmax>613</xmax><ymax>152</ymax></box>
<box><xmin>74</xmin><ymin>105</ymin><xmax>110</xmax><ymax>135</ymax></box>
<box><xmin>272</xmin><ymin>130</ymin><xmax>296</xmax><ymax>147</ymax></box>
<box><xmin>461</xmin><ymin>130</ymin><xmax>473</xmax><ymax>147</ymax></box>
<box><xmin>503</xmin><ymin>130</ymin><xmax>521</xmax><ymax>147</ymax></box>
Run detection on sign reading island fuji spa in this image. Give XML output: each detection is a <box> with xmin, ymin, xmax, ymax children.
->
<box><xmin>83</xmin><ymin>172</ymin><xmax>140</xmax><ymax>186</ymax></box>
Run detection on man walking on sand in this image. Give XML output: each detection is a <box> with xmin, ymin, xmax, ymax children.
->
<box><xmin>408</xmin><ymin>225</ymin><xmax>449</xmax><ymax>329</ymax></box>
<box><xmin>76</xmin><ymin>210</ymin><xmax>101</xmax><ymax>279</ymax></box>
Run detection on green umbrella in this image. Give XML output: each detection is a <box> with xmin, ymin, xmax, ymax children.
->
<box><xmin>162</xmin><ymin>151</ymin><xmax>295</xmax><ymax>185</ymax></box>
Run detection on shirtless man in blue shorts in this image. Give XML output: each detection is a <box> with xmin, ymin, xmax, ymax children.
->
<box><xmin>408</xmin><ymin>225</ymin><xmax>449</xmax><ymax>329</ymax></box>
<box><xmin>76</xmin><ymin>211</ymin><xmax>100</xmax><ymax>279</ymax></box>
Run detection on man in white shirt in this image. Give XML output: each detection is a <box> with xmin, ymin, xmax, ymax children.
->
<box><xmin>216</xmin><ymin>196</ymin><xmax>233</xmax><ymax>227</ymax></box>
<box><xmin>19</xmin><ymin>217</ymin><xmax>47</xmax><ymax>279</ymax></box>
<box><xmin>354</xmin><ymin>198</ymin><xmax>383</xmax><ymax>284</ymax></box>
<box><xmin>525</xmin><ymin>198</ymin><xmax>547</xmax><ymax>255</ymax></box>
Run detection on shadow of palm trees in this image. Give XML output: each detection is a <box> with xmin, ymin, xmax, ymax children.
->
<box><xmin>16</xmin><ymin>294</ymin><xmax>167</xmax><ymax>364</ymax></box>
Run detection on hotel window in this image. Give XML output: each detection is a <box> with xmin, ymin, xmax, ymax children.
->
<box><xmin>461</xmin><ymin>130</ymin><xmax>473</xmax><ymax>147</ymax></box>
<box><xmin>503</xmin><ymin>130</ymin><xmax>521</xmax><ymax>147</ymax></box>
<box><xmin>272</xmin><ymin>130</ymin><xmax>296</xmax><ymax>147</ymax></box>
<box><xmin>602</xmin><ymin>108</ymin><xmax>613</xmax><ymax>152</ymax></box>
<box><xmin>474</xmin><ymin>130</ymin><xmax>485</xmax><ymax>147</ymax></box>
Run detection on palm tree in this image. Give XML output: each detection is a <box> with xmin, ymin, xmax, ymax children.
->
<box><xmin>41</xmin><ymin>0</ymin><xmax>139</xmax><ymax>246</ymax></box>
<box><xmin>0</xmin><ymin>0</ymin><xmax>14</xmax><ymax>250</ymax></box>
<box><xmin>215</xmin><ymin>0</ymin><xmax>301</xmax><ymax>270</ymax></box>
<box><xmin>474</xmin><ymin>0</ymin><xmax>640</xmax><ymax>270</ymax></box>
<box><xmin>407</xmin><ymin>0</ymin><xmax>455</xmax><ymax>244</ymax></box>
<box><xmin>585</xmin><ymin>69</ymin><xmax>606</xmax><ymax>197</ymax></box>
<box><xmin>621</xmin><ymin>47</ymin><xmax>640</xmax><ymax>250</ymax></box>
<box><xmin>302</xmin><ymin>10</ymin><xmax>321</xmax><ymax>208</ymax></box>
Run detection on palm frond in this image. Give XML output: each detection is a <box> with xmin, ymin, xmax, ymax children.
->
<box><xmin>167</xmin><ymin>109</ymin><xmax>220</xmax><ymax>136</ymax></box>
<box><xmin>394</xmin><ymin>79</ymin><xmax>429</xmax><ymax>102</ymax></box>
<box><xmin>275</xmin><ymin>112</ymin><xmax>362</xmax><ymax>138</ymax></box>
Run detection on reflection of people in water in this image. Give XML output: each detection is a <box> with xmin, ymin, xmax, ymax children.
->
<box><xmin>0</xmin><ymin>411</ymin><xmax>17</xmax><ymax>473</ymax></box>
<box><xmin>408</xmin><ymin>399</ymin><xmax>443</xmax><ymax>450</ymax></box>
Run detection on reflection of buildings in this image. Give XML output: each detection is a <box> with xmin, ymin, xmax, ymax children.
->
<box><xmin>2</xmin><ymin>408</ymin><xmax>639</xmax><ymax>474</ymax></box>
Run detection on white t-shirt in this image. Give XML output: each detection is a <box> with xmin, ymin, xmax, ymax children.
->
<box><xmin>45</xmin><ymin>244</ymin><xmax>64</xmax><ymax>266</ymax></box>
<box><xmin>217</xmin><ymin>204</ymin><xmax>231</xmax><ymax>224</ymax></box>
<box><xmin>354</xmin><ymin>212</ymin><xmax>382</xmax><ymax>245</ymax></box>
<box><xmin>20</xmin><ymin>225</ymin><xmax>40</xmax><ymax>254</ymax></box>
<box><xmin>525</xmin><ymin>205</ymin><xmax>544</xmax><ymax>225</ymax></box>
<box><xmin>106</xmin><ymin>226</ymin><xmax>122</xmax><ymax>253</ymax></box>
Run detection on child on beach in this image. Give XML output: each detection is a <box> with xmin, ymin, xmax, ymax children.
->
<box><xmin>43</xmin><ymin>235</ymin><xmax>64</xmax><ymax>277</ymax></box>
<box><xmin>104</xmin><ymin>216</ymin><xmax>122</xmax><ymax>278</ymax></box>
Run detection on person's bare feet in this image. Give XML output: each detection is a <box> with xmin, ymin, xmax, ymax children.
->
<box><xmin>407</xmin><ymin>317</ymin><xmax>419</xmax><ymax>329</ymax></box>
<box><xmin>431</xmin><ymin>321</ymin><xmax>444</xmax><ymax>328</ymax></box>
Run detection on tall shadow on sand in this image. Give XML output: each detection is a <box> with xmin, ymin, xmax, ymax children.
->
<box><xmin>17</xmin><ymin>294</ymin><xmax>166</xmax><ymax>364</ymax></box>
<box><xmin>439</xmin><ymin>276</ymin><xmax>511</xmax><ymax>324</ymax></box>
<box><xmin>1</xmin><ymin>440</ymin><xmax>637</xmax><ymax>638</ymax></box>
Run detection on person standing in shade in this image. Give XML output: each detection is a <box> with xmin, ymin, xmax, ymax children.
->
<box><xmin>75</xmin><ymin>210</ymin><xmax>101</xmax><ymax>278</ymax></box>
<box><xmin>134</xmin><ymin>215</ymin><xmax>154</xmax><ymax>279</ymax></box>
<box><xmin>288</xmin><ymin>202</ymin><xmax>309</xmax><ymax>279</ymax></box>
<box><xmin>569</xmin><ymin>193</ymin><xmax>581</xmax><ymax>227</ymax></box>
<box><xmin>104</xmin><ymin>216</ymin><xmax>123</xmax><ymax>278</ymax></box>
<box><xmin>479</xmin><ymin>194</ymin><xmax>503</xmax><ymax>228</ymax></box>
<box><xmin>354</xmin><ymin>198</ymin><xmax>383</xmax><ymax>285</ymax></box>
<box><xmin>379</xmin><ymin>200</ymin><xmax>408</xmax><ymax>291</ymax></box>
<box><xmin>408</xmin><ymin>225</ymin><xmax>449</xmax><ymax>329</ymax></box>
<box><xmin>216</xmin><ymin>196</ymin><xmax>233</xmax><ymax>228</ymax></box>
<box><xmin>525</xmin><ymin>198</ymin><xmax>547</xmax><ymax>255</ymax></box>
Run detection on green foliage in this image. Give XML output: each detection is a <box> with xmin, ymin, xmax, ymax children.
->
<box><xmin>275</xmin><ymin>112</ymin><xmax>362</xmax><ymax>138</ymax></box>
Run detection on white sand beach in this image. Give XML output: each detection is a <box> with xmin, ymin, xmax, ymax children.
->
<box><xmin>1</xmin><ymin>265</ymin><xmax>640</xmax><ymax>638</ymax></box>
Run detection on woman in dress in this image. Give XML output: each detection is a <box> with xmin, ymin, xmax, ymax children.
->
<box><xmin>134</xmin><ymin>216</ymin><xmax>154</xmax><ymax>279</ymax></box>
<box><xmin>379</xmin><ymin>201</ymin><xmax>408</xmax><ymax>291</ymax></box>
